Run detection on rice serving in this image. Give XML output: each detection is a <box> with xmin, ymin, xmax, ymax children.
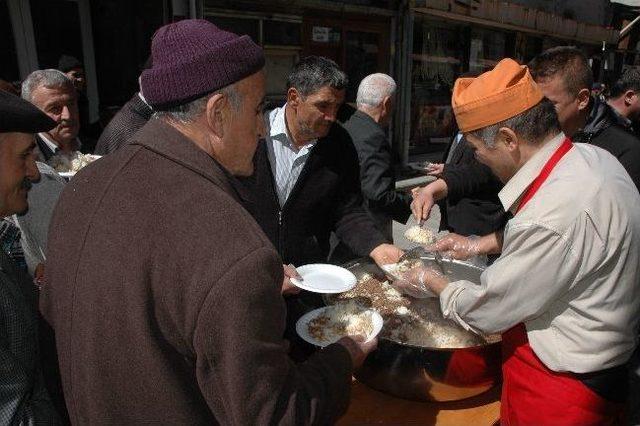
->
<box><xmin>328</xmin><ymin>273</ymin><xmax>499</xmax><ymax>348</ymax></box>
<box><xmin>404</xmin><ymin>225</ymin><xmax>435</xmax><ymax>244</ymax></box>
<box><xmin>49</xmin><ymin>152</ymin><xmax>101</xmax><ymax>173</ymax></box>
<box><xmin>308</xmin><ymin>301</ymin><xmax>375</xmax><ymax>344</ymax></box>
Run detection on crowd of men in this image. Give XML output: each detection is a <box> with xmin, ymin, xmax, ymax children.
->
<box><xmin>1</xmin><ymin>17</ymin><xmax>640</xmax><ymax>425</ymax></box>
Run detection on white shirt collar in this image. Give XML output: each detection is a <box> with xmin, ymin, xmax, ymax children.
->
<box><xmin>270</xmin><ymin>104</ymin><xmax>316</xmax><ymax>153</ymax></box>
<box><xmin>38</xmin><ymin>132</ymin><xmax>81</xmax><ymax>154</ymax></box>
<box><xmin>498</xmin><ymin>132</ymin><xmax>566</xmax><ymax>213</ymax></box>
<box><xmin>38</xmin><ymin>132</ymin><xmax>61</xmax><ymax>153</ymax></box>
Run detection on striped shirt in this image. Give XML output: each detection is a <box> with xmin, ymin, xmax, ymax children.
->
<box><xmin>265</xmin><ymin>105</ymin><xmax>317</xmax><ymax>207</ymax></box>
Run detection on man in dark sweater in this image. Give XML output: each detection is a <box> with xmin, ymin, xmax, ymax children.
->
<box><xmin>242</xmin><ymin>57</ymin><xmax>403</xmax><ymax>268</ymax></box>
<box><xmin>41</xmin><ymin>20</ymin><xmax>375</xmax><ymax>425</ymax></box>
<box><xmin>528</xmin><ymin>46</ymin><xmax>640</xmax><ymax>191</ymax></box>
<box><xmin>94</xmin><ymin>90</ymin><xmax>153</xmax><ymax>155</ymax></box>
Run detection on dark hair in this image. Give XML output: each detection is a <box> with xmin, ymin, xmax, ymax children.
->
<box><xmin>528</xmin><ymin>46</ymin><xmax>593</xmax><ymax>97</ymax></box>
<box><xmin>609</xmin><ymin>68</ymin><xmax>640</xmax><ymax>99</ymax></box>
<box><xmin>471</xmin><ymin>98</ymin><xmax>560</xmax><ymax>146</ymax></box>
<box><xmin>286</xmin><ymin>56</ymin><xmax>348</xmax><ymax>97</ymax></box>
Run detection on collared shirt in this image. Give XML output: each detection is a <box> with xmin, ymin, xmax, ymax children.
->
<box><xmin>265</xmin><ymin>105</ymin><xmax>317</xmax><ymax>207</ymax></box>
<box><xmin>439</xmin><ymin>133</ymin><xmax>640</xmax><ymax>373</ymax></box>
<box><xmin>37</xmin><ymin>132</ymin><xmax>82</xmax><ymax>155</ymax></box>
<box><xmin>445</xmin><ymin>132</ymin><xmax>464</xmax><ymax>164</ymax></box>
<box><xmin>0</xmin><ymin>216</ymin><xmax>26</xmax><ymax>272</ymax></box>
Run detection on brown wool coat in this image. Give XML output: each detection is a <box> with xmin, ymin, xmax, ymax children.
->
<box><xmin>40</xmin><ymin>118</ymin><xmax>352</xmax><ymax>425</ymax></box>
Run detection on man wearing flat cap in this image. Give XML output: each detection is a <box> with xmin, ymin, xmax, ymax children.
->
<box><xmin>41</xmin><ymin>19</ymin><xmax>375</xmax><ymax>424</ymax></box>
<box><xmin>396</xmin><ymin>59</ymin><xmax>640</xmax><ymax>424</ymax></box>
<box><xmin>0</xmin><ymin>90</ymin><xmax>60</xmax><ymax>423</ymax></box>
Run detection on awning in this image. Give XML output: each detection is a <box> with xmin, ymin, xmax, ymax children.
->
<box><xmin>611</xmin><ymin>0</ymin><xmax>640</xmax><ymax>6</ymax></box>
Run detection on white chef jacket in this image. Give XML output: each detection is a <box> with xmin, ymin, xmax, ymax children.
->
<box><xmin>440</xmin><ymin>133</ymin><xmax>640</xmax><ymax>373</ymax></box>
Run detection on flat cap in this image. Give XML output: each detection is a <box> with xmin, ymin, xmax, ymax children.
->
<box><xmin>452</xmin><ymin>58</ymin><xmax>544</xmax><ymax>132</ymax></box>
<box><xmin>0</xmin><ymin>90</ymin><xmax>56</xmax><ymax>134</ymax></box>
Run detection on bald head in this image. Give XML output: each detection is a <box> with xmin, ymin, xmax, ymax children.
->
<box><xmin>356</xmin><ymin>73</ymin><xmax>396</xmax><ymax>127</ymax></box>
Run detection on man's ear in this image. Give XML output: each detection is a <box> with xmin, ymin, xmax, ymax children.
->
<box><xmin>205</xmin><ymin>93</ymin><xmax>226</xmax><ymax>138</ymax></box>
<box><xmin>577</xmin><ymin>88</ymin><xmax>591</xmax><ymax>112</ymax></box>
<box><xmin>287</xmin><ymin>87</ymin><xmax>301</xmax><ymax>108</ymax></box>
<box><xmin>498</xmin><ymin>127</ymin><xmax>519</xmax><ymax>151</ymax></box>
<box><xmin>625</xmin><ymin>90</ymin><xmax>636</xmax><ymax>106</ymax></box>
<box><xmin>381</xmin><ymin>96</ymin><xmax>392</xmax><ymax>115</ymax></box>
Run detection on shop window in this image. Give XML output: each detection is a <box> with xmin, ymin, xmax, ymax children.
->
<box><xmin>514</xmin><ymin>34</ymin><xmax>542</xmax><ymax>64</ymax></box>
<box><xmin>30</xmin><ymin>0</ymin><xmax>83</xmax><ymax>69</ymax></box>
<box><xmin>207</xmin><ymin>16</ymin><xmax>260</xmax><ymax>44</ymax></box>
<box><xmin>207</xmin><ymin>13</ymin><xmax>303</xmax><ymax>103</ymax></box>
<box><xmin>410</xmin><ymin>21</ymin><xmax>464</xmax><ymax>154</ymax></box>
<box><xmin>345</xmin><ymin>31</ymin><xmax>380</xmax><ymax>101</ymax></box>
<box><xmin>0</xmin><ymin>1</ymin><xmax>20</xmax><ymax>83</ymax></box>
<box><xmin>264</xmin><ymin>20</ymin><xmax>301</xmax><ymax>46</ymax></box>
<box><xmin>469</xmin><ymin>28</ymin><xmax>506</xmax><ymax>73</ymax></box>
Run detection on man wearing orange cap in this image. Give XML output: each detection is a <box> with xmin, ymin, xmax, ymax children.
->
<box><xmin>396</xmin><ymin>58</ymin><xmax>640</xmax><ymax>424</ymax></box>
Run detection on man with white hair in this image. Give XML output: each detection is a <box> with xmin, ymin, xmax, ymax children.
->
<box><xmin>21</xmin><ymin>69</ymin><xmax>81</xmax><ymax>162</ymax></box>
<box><xmin>339</xmin><ymin>73</ymin><xmax>410</xmax><ymax>243</ymax></box>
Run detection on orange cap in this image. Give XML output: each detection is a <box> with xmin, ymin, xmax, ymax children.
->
<box><xmin>452</xmin><ymin>58</ymin><xmax>544</xmax><ymax>133</ymax></box>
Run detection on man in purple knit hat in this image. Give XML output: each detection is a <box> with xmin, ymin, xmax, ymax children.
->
<box><xmin>41</xmin><ymin>19</ymin><xmax>374</xmax><ymax>424</ymax></box>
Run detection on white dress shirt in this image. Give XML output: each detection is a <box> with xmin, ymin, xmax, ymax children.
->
<box><xmin>265</xmin><ymin>106</ymin><xmax>316</xmax><ymax>207</ymax></box>
<box><xmin>440</xmin><ymin>133</ymin><xmax>640</xmax><ymax>373</ymax></box>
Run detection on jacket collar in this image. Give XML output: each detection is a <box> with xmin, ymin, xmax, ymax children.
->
<box><xmin>573</xmin><ymin>96</ymin><xmax>618</xmax><ymax>142</ymax></box>
<box><xmin>131</xmin><ymin>118</ymin><xmax>252</xmax><ymax>204</ymax></box>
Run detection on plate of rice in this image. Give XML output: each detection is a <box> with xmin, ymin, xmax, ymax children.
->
<box><xmin>49</xmin><ymin>152</ymin><xmax>102</xmax><ymax>178</ymax></box>
<box><xmin>296</xmin><ymin>301</ymin><xmax>383</xmax><ymax>347</ymax></box>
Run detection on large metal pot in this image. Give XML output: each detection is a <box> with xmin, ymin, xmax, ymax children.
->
<box><xmin>326</xmin><ymin>257</ymin><xmax>502</xmax><ymax>402</ymax></box>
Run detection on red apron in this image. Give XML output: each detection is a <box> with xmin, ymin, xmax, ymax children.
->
<box><xmin>500</xmin><ymin>138</ymin><xmax>623</xmax><ymax>426</ymax></box>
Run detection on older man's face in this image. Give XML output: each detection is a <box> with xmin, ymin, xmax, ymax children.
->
<box><xmin>222</xmin><ymin>70</ymin><xmax>266</xmax><ymax>176</ymax></box>
<box><xmin>30</xmin><ymin>85</ymin><xmax>79</xmax><ymax>145</ymax></box>
<box><xmin>0</xmin><ymin>133</ymin><xmax>40</xmax><ymax>217</ymax></box>
<box><xmin>465</xmin><ymin>132</ymin><xmax>517</xmax><ymax>184</ymax></box>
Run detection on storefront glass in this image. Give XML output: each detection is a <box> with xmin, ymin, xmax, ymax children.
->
<box><xmin>0</xmin><ymin>1</ymin><xmax>20</xmax><ymax>84</ymax></box>
<box><xmin>409</xmin><ymin>19</ymin><xmax>514</xmax><ymax>157</ymax></box>
<box><xmin>410</xmin><ymin>19</ymin><xmax>465</xmax><ymax>155</ymax></box>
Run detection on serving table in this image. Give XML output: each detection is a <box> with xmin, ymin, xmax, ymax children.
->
<box><xmin>338</xmin><ymin>379</ymin><xmax>501</xmax><ymax>425</ymax></box>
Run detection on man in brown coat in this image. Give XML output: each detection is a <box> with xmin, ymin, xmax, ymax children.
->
<box><xmin>41</xmin><ymin>19</ymin><xmax>375</xmax><ymax>425</ymax></box>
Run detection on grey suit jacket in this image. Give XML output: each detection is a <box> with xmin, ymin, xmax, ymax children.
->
<box><xmin>0</xmin><ymin>250</ymin><xmax>58</xmax><ymax>424</ymax></box>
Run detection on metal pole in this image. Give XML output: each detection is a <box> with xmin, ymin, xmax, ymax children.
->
<box><xmin>620</xmin><ymin>14</ymin><xmax>640</xmax><ymax>39</ymax></box>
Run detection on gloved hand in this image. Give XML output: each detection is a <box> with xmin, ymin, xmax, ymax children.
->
<box><xmin>391</xmin><ymin>263</ymin><xmax>448</xmax><ymax>298</ymax></box>
<box><xmin>428</xmin><ymin>234</ymin><xmax>487</xmax><ymax>266</ymax></box>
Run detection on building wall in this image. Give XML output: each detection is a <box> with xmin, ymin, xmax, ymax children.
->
<box><xmin>508</xmin><ymin>0</ymin><xmax>611</xmax><ymax>26</ymax></box>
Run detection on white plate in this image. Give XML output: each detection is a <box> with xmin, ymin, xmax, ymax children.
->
<box><xmin>290</xmin><ymin>264</ymin><xmax>357</xmax><ymax>293</ymax></box>
<box><xmin>295</xmin><ymin>306</ymin><xmax>383</xmax><ymax>347</ymax></box>
<box><xmin>58</xmin><ymin>172</ymin><xmax>75</xmax><ymax>179</ymax></box>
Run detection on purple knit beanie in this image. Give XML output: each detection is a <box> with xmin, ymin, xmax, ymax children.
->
<box><xmin>141</xmin><ymin>19</ymin><xmax>265</xmax><ymax>110</ymax></box>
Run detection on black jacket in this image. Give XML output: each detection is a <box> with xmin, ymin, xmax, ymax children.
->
<box><xmin>573</xmin><ymin>97</ymin><xmax>640</xmax><ymax>191</ymax></box>
<box><xmin>438</xmin><ymin>135</ymin><xmax>507</xmax><ymax>236</ymax></box>
<box><xmin>241</xmin><ymin>123</ymin><xmax>387</xmax><ymax>266</ymax></box>
<box><xmin>94</xmin><ymin>93</ymin><xmax>153</xmax><ymax>155</ymax></box>
<box><xmin>339</xmin><ymin>108</ymin><xmax>411</xmax><ymax>240</ymax></box>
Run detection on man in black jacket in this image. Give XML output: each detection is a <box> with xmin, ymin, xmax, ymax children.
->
<box><xmin>339</xmin><ymin>73</ymin><xmax>410</xmax><ymax>242</ymax></box>
<box><xmin>606</xmin><ymin>68</ymin><xmax>640</xmax><ymax>138</ymax></box>
<box><xmin>411</xmin><ymin>133</ymin><xmax>507</xmax><ymax>237</ymax></box>
<box><xmin>242</xmin><ymin>57</ymin><xmax>402</xmax><ymax>268</ymax></box>
<box><xmin>528</xmin><ymin>46</ymin><xmax>640</xmax><ymax>191</ymax></box>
